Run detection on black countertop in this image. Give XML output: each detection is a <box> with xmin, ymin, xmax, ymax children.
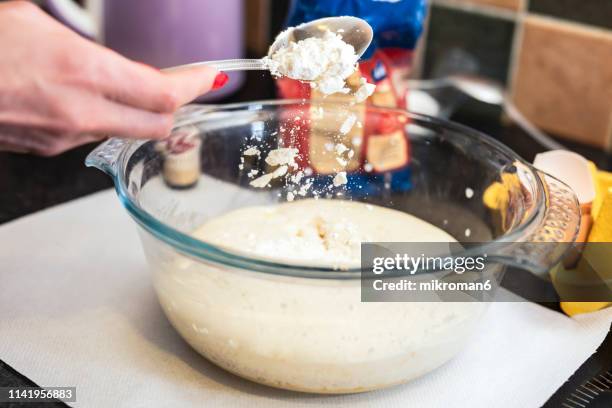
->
<box><xmin>0</xmin><ymin>70</ymin><xmax>610</xmax><ymax>407</ymax></box>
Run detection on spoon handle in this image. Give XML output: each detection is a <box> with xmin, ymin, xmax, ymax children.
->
<box><xmin>163</xmin><ymin>59</ymin><xmax>267</xmax><ymax>73</ymax></box>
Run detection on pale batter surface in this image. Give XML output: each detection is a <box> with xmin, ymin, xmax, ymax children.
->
<box><xmin>192</xmin><ymin>198</ymin><xmax>456</xmax><ymax>268</ymax></box>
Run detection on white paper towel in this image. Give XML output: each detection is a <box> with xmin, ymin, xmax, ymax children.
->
<box><xmin>0</xmin><ymin>190</ymin><xmax>610</xmax><ymax>408</ymax></box>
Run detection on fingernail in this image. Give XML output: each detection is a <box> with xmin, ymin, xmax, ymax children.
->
<box><xmin>212</xmin><ymin>72</ymin><xmax>229</xmax><ymax>90</ymax></box>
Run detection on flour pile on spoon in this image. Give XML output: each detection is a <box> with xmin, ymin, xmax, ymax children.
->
<box><xmin>265</xmin><ymin>30</ymin><xmax>362</xmax><ymax>96</ymax></box>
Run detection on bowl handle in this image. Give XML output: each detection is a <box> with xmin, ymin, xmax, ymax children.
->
<box><xmin>85</xmin><ymin>138</ymin><xmax>129</xmax><ymax>177</ymax></box>
<box><xmin>84</xmin><ymin>105</ymin><xmax>210</xmax><ymax>177</ymax></box>
<box><xmin>527</xmin><ymin>171</ymin><xmax>582</xmax><ymax>243</ymax></box>
<box><xmin>487</xmin><ymin>171</ymin><xmax>581</xmax><ymax>278</ymax></box>
<box><xmin>83</xmin><ymin>104</ymin><xmax>212</xmax><ymax>177</ymax></box>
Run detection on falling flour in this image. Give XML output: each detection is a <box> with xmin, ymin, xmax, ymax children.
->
<box><xmin>247</xmin><ymin>147</ymin><xmax>299</xmax><ymax>189</ymax></box>
<box><xmin>333</xmin><ymin>171</ymin><xmax>348</xmax><ymax>187</ymax></box>
<box><xmin>239</xmin><ymin>26</ymin><xmax>379</xmax><ymax>198</ymax></box>
<box><xmin>243</xmin><ymin>147</ymin><xmax>260</xmax><ymax>156</ymax></box>
<box><xmin>354</xmin><ymin>78</ymin><xmax>377</xmax><ymax>103</ymax></box>
<box><xmin>340</xmin><ymin>114</ymin><xmax>357</xmax><ymax>135</ymax></box>
<box><xmin>249</xmin><ymin>164</ymin><xmax>289</xmax><ymax>188</ymax></box>
<box><xmin>335</xmin><ymin>143</ymin><xmax>349</xmax><ymax>155</ymax></box>
<box><xmin>265</xmin><ymin>147</ymin><xmax>299</xmax><ymax>168</ymax></box>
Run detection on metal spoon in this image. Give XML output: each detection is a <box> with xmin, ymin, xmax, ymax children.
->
<box><xmin>407</xmin><ymin>75</ymin><xmax>565</xmax><ymax>151</ymax></box>
<box><xmin>165</xmin><ymin>16</ymin><xmax>373</xmax><ymax>73</ymax></box>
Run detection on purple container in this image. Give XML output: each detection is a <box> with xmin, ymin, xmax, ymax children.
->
<box><xmin>46</xmin><ymin>0</ymin><xmax>244</xmax><ymax>100</ymax></box>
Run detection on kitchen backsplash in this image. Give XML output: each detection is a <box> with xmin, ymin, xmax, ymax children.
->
<box><xmin>422</xmin><ymin>0</ymin><xmax>612</xmax><ymax>150</ymax></box>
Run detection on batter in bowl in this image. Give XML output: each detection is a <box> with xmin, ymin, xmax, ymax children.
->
<box><xmin>192</xmin><ymin>199</ymin><xmax>455</xmax><ymax>268</ymax></box>
<box><xmin>152</xmin><ymin>199</ymin><xmax>485</xmax><ymax>393</ymax></box>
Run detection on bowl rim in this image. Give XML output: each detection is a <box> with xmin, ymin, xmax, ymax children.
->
<box><xmin>114</xmin><ymin>99</ymin><xmax>548</xmax><ymax>279</ymax></box>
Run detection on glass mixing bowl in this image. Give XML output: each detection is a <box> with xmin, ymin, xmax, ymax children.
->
<box><xmin>86</xmin><ymin>100</ymin><xmax>580</xmax><ymax>393</ymax></box>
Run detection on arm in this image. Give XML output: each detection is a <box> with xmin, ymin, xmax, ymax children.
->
<box><xmin>0</xmin><ymin>1</ymin><xmax>226</xmax><ymax>156</ymax></box>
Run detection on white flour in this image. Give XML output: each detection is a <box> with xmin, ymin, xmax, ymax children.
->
<box><xmin>242</xmin><ymin>147</ymin><xmax>260</xmax><ymax>156</ymax></box>
<box><xmin>264</xmin><ymin>147</ymin><xmax>299</xmax><ymax>168</ymax></box>
<box><xmin>354</xmin><ymin>77</ymin><xmax>377</xmax><ymax>102</ymax></box>
<box><xmin>240</xmin><ymin>26</ymin><xmax>380</xmax><ymax>195</ymax></box>
<box><xmin>243</xmin><ymin>141</ymin><xmax>353</xmax><ymax>193</ymax></box>
<box><xmin>265</xmin><ymin>30</ymin><xmax>359</xmax><ymax>95</ymax></box>
<box><xmin>240</xmin><ymin>25</ymin><xmax>385</xmax><ymax>199</ymax></box>
<box><xmin>249</xmin><ymin>165</ymin><xmax>288</xmax><ymax>188</ymax></box>
<box><xmin>335</xmin><ymin>143</ymin><xmax>349</xmax><ymax>155</ymax></box>
<box><xmin>248</xmin><ymin>148</ymin><xmax>299</xmax><ymax>189</ymax></box>
<box><xmin>333</xmin><ymin>171</ymin><xmax>348</xmax><ymax>187</ymax></box>
<box><xmin>339</xmin><ymin>113</ymin><xmax>357</xmax><ymax>134</ymax></box>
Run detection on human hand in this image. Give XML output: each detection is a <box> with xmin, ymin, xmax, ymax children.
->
<box><xmin>0</xmin><ymin>1</ymin><xmax>228</xmax><ymax>156</ymax></box>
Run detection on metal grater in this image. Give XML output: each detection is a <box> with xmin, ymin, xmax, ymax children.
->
<box><xmin>562</xmin><ymin>371</ymin><xmax>612</xmax><ymax>408</ymax></box>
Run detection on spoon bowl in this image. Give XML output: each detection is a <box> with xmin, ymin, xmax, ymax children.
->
<box><xmin>268</xmin><ymin>16</ymin><xmax>373</xmax><ymax>58</ymax></box>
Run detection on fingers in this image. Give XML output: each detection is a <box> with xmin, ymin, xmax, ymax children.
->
<box><xmin>14</xmin><ymin>83</ymin><xmax>173</xmax><ymax>143</ymax></box>
<box><xmin>0</xmin><ymin>102</ymin><xmax>169</xmax><ymax>157</ymax></box>
<box><xmin>93</xmin><ymin>49</ymin><xmax>178</xmax><ymax>113</ymax></box>
<box><xmin>70</xmin><ymin>95</ymin><xmax>175</xmax><ymax>140</ymax></box>
<box><xmin>0</xmin><ymin>123</ymin><xmax>101</xmax><ymax>156</ymax></box>
<box><xmin>95</xmin><ymin>47</ymin><xmax>224</xmax><ymax>113</ymax></box>
<box><xmin>27</xmin><ymin>133</ymin><xmax>104</xmax><ymax>156</ymax></box>
<box><xmin>0</xmin><ymin>125</ymin><xmax>48</xmax><ymax>153</ymax></box>
<box><xmin>0</xmin><ymin>141</ymin><xmax>32</xmax><ymax>154</ymax></box>
<box><xmin>162</xmin><ymin>65</ymin><xmax>224</xmax><ymax>106</ymax></box>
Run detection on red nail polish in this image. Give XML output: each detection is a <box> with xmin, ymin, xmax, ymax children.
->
<box><xmin>212</xmin><ymin>72</ymin><xmax>229</xmax><ymax>90</ymax></box>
